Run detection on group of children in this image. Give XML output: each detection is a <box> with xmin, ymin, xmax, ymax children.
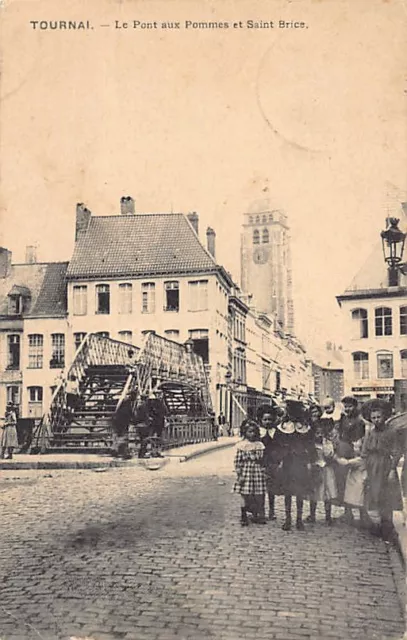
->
<box><xmin>233</xmin><ymin>396</ymin><xmax>405</xmax><ymax>541</ymax></box>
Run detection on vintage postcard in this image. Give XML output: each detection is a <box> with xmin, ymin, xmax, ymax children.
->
<box><xmin>0</xmin><ymin>1</ymin><xmax>406</xmax><ymax>639</ymax></box>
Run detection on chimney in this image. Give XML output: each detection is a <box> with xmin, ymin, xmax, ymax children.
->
<box><xmin>120</xmin><ymin>196</ymin><xmax>135</xmax><ymax>215</ymax></box>
<box><xmin>187</xmin><ymin>212</ymin><xmax>199</xmax><ymax>235</ymax></box>
<box><xmin>206</xmin><ymin>227</ymin><xmax>216</xmax><ymax>259</ymax></box>
<box><xmin>25</xmin><ymin>245</ymin><xmax>37</xmax><ymax>264</ymax></box>
<box><xmin>0</xmin><ymin>247</ymin><xmax>12</xmax><ymax>278</ymax></box>
<box><xmin>75</xmin><ymin>203</ymin><xmax>92</xmax><ymax>241</ymax></box>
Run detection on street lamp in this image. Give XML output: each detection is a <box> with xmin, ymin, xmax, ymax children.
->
<box><xmin>225</xmin><ymin>369</ymin><xmax>234</xmax><ymax>435</ymax></box>
<box><xmin>381</xmin><ymin>217</ymin><xmax>406</xmax><ymax>286</ymax></box>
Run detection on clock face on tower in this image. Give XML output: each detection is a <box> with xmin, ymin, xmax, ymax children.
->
<box><xmin>253</xmin><ymin>247</ymin><xmax>269</xmax><ymax>264</ymax></box>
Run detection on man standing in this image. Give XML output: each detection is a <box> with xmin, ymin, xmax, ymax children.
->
<box><xmin>134</xmin><ymin>394</ymin><xmax>152</xmax><ymax>459</ymax></box>
<box><xmin>111</xmin><ymin>390</ymin><xmax>137</xmax><ymax>459</ymax></box>
<box><xmin>147</xmin><ymin>391</ymin><xmax>167</xmax><ymax>456</ymax></box>
<box><xmin>218</xmin><ymin>411</ymin><xmax>226</xmax><ymax>436</ymax></box>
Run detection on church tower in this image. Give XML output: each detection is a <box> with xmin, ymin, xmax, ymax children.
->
<box><xmin>240</xmin><ymin>199</ymin><xmax>294</xmax><ymax>333</ymax></box>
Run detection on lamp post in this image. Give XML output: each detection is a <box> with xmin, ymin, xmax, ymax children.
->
<box><xmin>381</xmin><ymin>217</ymin><xmax>406</xmax><ymax>286</ymax></box>
<box><xmin>225</xmin><ymin>369</ymin><xmax>234</xmax><ymax>435</ymax></box>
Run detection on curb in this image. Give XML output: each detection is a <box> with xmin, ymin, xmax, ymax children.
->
<box><xmin>172</xmin><ymin>438</ymin><xmax>238</xmax><ymax>463</ymax></box>
<box><xmin>0</xmin><ymin>439</ymin><xmax>238</xmax><ymax>471</ymax></box>
<box><xmin>0</xmin><ymin>459</ymin><xmax>131</xmax><ymax>471</ymax></box>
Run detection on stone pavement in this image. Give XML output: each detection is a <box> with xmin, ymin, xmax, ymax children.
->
<box><xmin>0</xmin><ymin>447</ymin><xmax>405</xmax><ymax>640</ymax></box>
<box><xmin>0</xmin><ymin>437</ymin><xmax>238</xmax><ymax>470</ymax></box>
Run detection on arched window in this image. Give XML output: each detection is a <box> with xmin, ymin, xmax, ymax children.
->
<box><xmin>377</xmin><ymin>351</ymin><xmax>393</xmax><ymax>379</ymax></box>
<box><xmin>249</xmin><ymin>216</ymin><xmax>253</xmax><ymax>224</ymax></box>
<box><xmin>255</xmin><ymin>215</ymin><xmax>260</xmax><ymax>224</ymax></box>
<box><xmin>253</xmin><ymin>229</ymin><xmax>260</xmax><ymax>245</ymax></box>
<box><xmin>262</xmin><ymin>228</ymin><xmax>269</xmax><ymax>244</ymax></box>
<box><xmin>352</xmin><ymin>351</ymin><xmax>369</xmax><ymax>379</ymax></box>
<box><xmin>268</xmin><ymin>214</ymin><xmax>274</xmax><ymax>222</ymax></box>
<box><xmin>262</xmin><ymin>215</ymin><xmax>267</xmax><ymax>224</ymax></box>
<box><xmin>401</xmin><ymin>350</ymin><xmax>407</xmax><ymax>378</ymax></box>
<box><xmin>375</xmin><ymin>307</ymin><xmax>392</xmax><ymax>336</ymax></box>
<box><xmin>400</xmin><ymin>306</ymin><xmax>407</xmax><ymax>336</ymax></box>
<box><xmin>351</xmin><ymin>308</ymin><xmax>368</xmax><ymax>339</ymax></box>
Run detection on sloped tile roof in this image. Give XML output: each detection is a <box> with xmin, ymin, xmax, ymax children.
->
<box><xmin>29</xmin><ymin>262</ymin><xmax>68</xmax><ymax>317</ymax></box>
<box><xmin>341</xmin><ymin>214</ymin><xmax>407</xmax><ymax>295</ymax></box>
<box><xmin>0</xmin><ymin>262</ymin><xmax>68</xmax><ymax>318</ymax></box>
<box><xmin>342</xmin><ymin>240</ymin><xmax>407</xmax><ymax>293</ymax></box>
<box><xmin>67</xmin><ymin>214</ymin><xmax>217</xmax><ymax>280</ymax></box>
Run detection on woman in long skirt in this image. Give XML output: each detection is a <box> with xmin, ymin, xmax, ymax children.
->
<box><xmin>1</xmin><ymin>404</ymin><xmax>19</xmax><ymax>460</ymax></box>
<box><xmin>361</xmin><ymin>399</ymin><xmax>403</xmax><ymax>541</ymax></box>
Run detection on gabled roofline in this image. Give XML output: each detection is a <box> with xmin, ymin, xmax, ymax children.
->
<box><xmin>336</xmin><ymin>286</ymin><xmax>407</xmax><ymax>305</ymax></box>
<box><xmin>11</xmin><ymin>261</ymin><xmax>69</xmax><ymax>267</ymax></box>
<box><xmin>24</xmin><ymin>313</ymin><xmax>68</xmax><ymax>320</ymax></box>
<box><xmin>66</xmin><ymin>265</ymin><xmax>234</xmax><ymax>286</ymax></box>
<box><xmin>104</xmin><ymin>213</ymin><xmax>184</xmax><ymax>218</ymax></box>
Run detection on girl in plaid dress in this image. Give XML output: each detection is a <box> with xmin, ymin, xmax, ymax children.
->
<box><xmin>233</xmin><ymin>421</ymin><xmax>266</xmax><ymax>526</ymax></box>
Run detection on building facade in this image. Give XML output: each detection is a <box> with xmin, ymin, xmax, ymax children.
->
<box><xmin>0</xmin><ymin>196</ymin><xmax>314</xmax><ymax>429</ymax></box>
<box><xmin>311</xmin><ymin>343</ymin><xmax>344</xmax><ymax>403</ymax></box>
<box><xmin>66</xmin><ymin>201</ymin><xmax>233</xmax><ymax>415</ymax></box>
<box><xmin>337</xmin><ymin>213</ymin><xmax>407</xmax><ymax>411</ymax></box>
<box><xmin>0</xmin><ymin>248</ymin><xmax>68</xmax><ymax>419</ymax></box>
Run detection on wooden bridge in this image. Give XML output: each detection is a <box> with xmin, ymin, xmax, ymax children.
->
<box><xmin>33</xmin><ymin>332</ymin><xmax>213</xmax><ymax>453</ymax></box>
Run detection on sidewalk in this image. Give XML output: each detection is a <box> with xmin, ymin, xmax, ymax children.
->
<box><xmin>0</xmin><ymin>436</ymin><xmax>239</xmax><ymax>470</ymax></box>
<box><xmin>393</xmin><ymin>511</ymin><xmax>407</xmax><ymax>566</ymax></box>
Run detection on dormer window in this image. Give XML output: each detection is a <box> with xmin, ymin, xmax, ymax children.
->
<box><xmin>7</xmin><ymin>285</ymin><xmax>31</xmax><ymax>315</ymax></box>
<box><xmin>9</xmin><ymin>295</ymin><xmax>22</xmax><ymax>314</ymax></box>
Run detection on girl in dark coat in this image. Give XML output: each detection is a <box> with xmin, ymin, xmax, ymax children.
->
<box><xmin>277</xmin><ymin>400</ymin><xmax>315</xmax><ymax>531</ymax></box>
<box><xmin>258</xmin><ymin>403</ymin><xmax>284</xmax><ymax>520</ymax></box>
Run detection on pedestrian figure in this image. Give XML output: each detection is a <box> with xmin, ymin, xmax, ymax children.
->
<box><xmin>277</xmin><ymin>400</ymin><xmax>315</xmax><ymax>532</ymax></box>
<box><xmin>320</xmin><ymin>397</ymin><xmax>337</xmax><ymax>427</ymax></box>
<box><xmin>66</xmin><ymin>374</ymin><xmax>80</xmax><ymax>416</ymax></box>
<box><xmin>233</xmin><ymin>420</ymin><xmax>266</xmax><ymax>526</ymax></box>
<box><xmin>218</xmin><ymin>412</ymin><xmax>226</xmax><ymax>437</ymax></box>
<box><xmin>135</xmin><ymin>394</ymin><xmax>152</xmax><ymax>459</ymax></box>
<box><xmin>111</xmin><ymin>390</ymin><xmax>137</xmax><ymax>459</ymax></box>
<box><xmin>333</xmin><ymin>395</ymin><xmax>367</xmax><ymax>524</ymax></box>
<box><xmin>400</xmin><ymin>426</ymin><xmax>407</xmax><ymax>526</ymax></box>
<box><xmin>360</xmin><ymin>399</ymin><xmax>403</xmax><ymax>541</ymax></box>
<box><xmin>209</xmin><ymin>410</ymin><xmax>218</xmax><ymax>441</ymax></box>
<box><xmin>258</xmin><ymin>402</ymin><xmax>283</xmax><ymax>520</ymax></box>
<box><xmin>307</xmin><ymin>404</ymin><xmax>337</xmax><ymax>526</ymax></box>
<box><xmin>1</xmin><ymin>403</ymin><xmax>19</xmax><ymax>460</ymax></box>
<box><xmin>147</xmin><ymin>390</ymin><xmax>167</xmax><ymax>456</ymax></box>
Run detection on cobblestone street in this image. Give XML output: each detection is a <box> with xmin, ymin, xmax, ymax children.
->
<box><xmin>0</xmin><ymin>448</ymin><xmax>404</xmax><ymax>640</ymax></box>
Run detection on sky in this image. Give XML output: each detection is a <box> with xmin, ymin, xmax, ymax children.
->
<box><xmin>0</xmin><ymin>0</ymin><xmax>406</xmax><ymax>357</ymax></box>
